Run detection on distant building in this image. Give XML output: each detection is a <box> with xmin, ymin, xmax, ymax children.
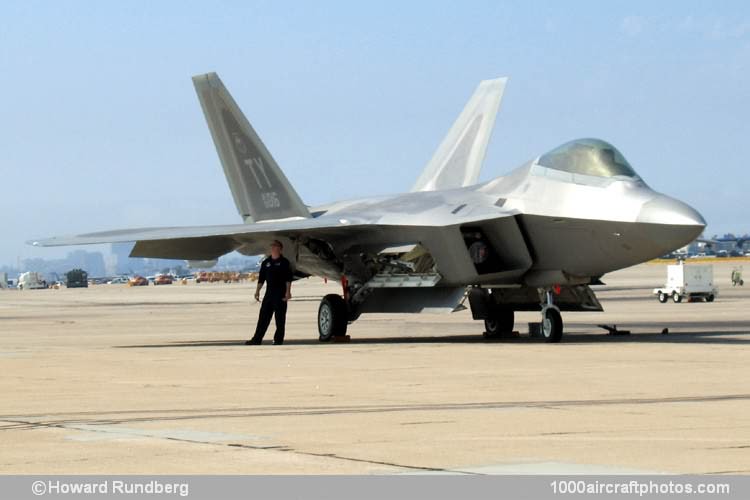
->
<box><xmin>111</xmin><ymin>243</ymin><xmax>186</xmax><ymax>275</ymax></box>
<box><xmin>104</xmin><ymin>254</ymin><xmax>117</xmax><ymax>277</ymax></box>
<box><xmin>17</xmin><ymin>250</ymin><xmax>106</xmax><ymax>278</ymax></box>
<box><xmin>711</xmin><ymin>234</ymin><xmax>750</xmax><ymax>254</ymax></box>
<box><xmin>675</xmin><ymin>233</ymin><xmax>750</xmax><ymax>257</ymax></box>
<box><xmin>66</xmin><ymin>250</ymin><xmax>106</xmax><ymax>276</ymax></box>
<box><xmin>112</xmin><ymin>242</ymin><xmax>139</xmax><ymax>274</ymax></box>
<box><xmin>1</xmin><ymin>245</ymin><xmax>260</xmax><ymax>280</ymax></box>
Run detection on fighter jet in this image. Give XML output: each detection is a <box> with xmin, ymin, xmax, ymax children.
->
<box><xmin>30</xmin><ymin>73</ymin><xmax>705</xmax><ymax>342</ymax></box>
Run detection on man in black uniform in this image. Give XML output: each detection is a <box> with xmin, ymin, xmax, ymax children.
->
<box><xmin>245</xmin><ymin>240</ymin><xmax>293</xmax><ymax>345</ymax></box>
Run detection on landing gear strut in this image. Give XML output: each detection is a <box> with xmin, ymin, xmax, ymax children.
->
<box><xmin>540</xmin><ymin>290</ymin><xmax>563</xmax><ymax>343</ymax></box>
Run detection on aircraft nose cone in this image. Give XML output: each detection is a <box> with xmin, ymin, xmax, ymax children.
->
<box><xmin>637</xmin><ymin>194</ymin><xmax>706</xmax><ymax>227</ymax></box>
<box><xmin>637</xmin><ymin>195</ymin><xmax>705</xmax><ymax>252</ymax></box>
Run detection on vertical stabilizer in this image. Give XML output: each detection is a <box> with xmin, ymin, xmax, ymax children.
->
<box><xmin>193</xmin><ymin>73</ymin><xmax>311</xmax><ymax>222</ymax></box>
<box><xmin>411</xmin><ymin>77</ymin><xmax>507</xmax><ymax>192</ymax></box>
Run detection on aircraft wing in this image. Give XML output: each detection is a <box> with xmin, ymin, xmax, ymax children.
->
<box><xmin>30</xmin><ymin>216</ymin><xmax>361</xmax><ymax>260</ymax></box>
<box><xmin>29</xmin><ymin>205</ymin><xmax>516</xmax><ymax>261</ymax></box>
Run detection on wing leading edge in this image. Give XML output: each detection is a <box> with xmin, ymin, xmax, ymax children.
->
<box><xmin>28</xmin><ymin>216</ymin><xmax>362</xmax><ymax>260</ymax></box>
<box><xmin>29</xmin><ymin>203</ymin><xmax>515</xmax><ymax>261</ymax></box>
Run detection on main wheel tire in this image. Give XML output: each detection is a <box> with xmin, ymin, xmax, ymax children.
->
<box><xmin>483</xmin><ymin>310</ymin><xmax>514</xmax><ymax>339</ymax></box>
<box><xmin>672</xmin><ymin>292</ymin><xmax>682</xmax><ymax>303</ymax></box>
<box><xmin>541</xmin><ymin>307</ymin><xmax>563</xmax><ymax>343</ymax></box>
<box><xmin>658</xmin><ymin>292</ymin><xmax>668</xmax><ymax>303</ymax></box>
<box><xmin>318</xmin><ymin>294</ymin><xmax>348</xmax><ymax>341</ymax></box>
<box><xmin>706</xmin><ymin>294</ymin><xmax>715</xmax><ymax>302</ymax></box>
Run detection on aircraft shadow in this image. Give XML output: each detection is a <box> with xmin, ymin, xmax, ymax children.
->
<box><xmin>115</xmin><ymin>328</ymin><xmax>750</xmax><ymax>348</ymax></box>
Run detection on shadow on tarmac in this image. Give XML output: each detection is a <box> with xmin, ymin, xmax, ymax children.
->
<box><xmin>114</xmin><ymin>325</ymin><xmax>750</xmax><ymax>348</ymax></box>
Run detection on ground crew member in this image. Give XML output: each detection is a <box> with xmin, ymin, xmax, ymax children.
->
<box><xmin>246</xmin><ymin>240</ymin><xmax>293</xmax><ymax>345</ymax></box>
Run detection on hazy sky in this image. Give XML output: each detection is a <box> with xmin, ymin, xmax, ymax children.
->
<box><xmin>2</xmin><ymin>1</ymin><xmax>748</xmax><ymax>265</ymax></box>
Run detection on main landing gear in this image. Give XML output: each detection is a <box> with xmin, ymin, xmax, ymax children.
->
<box><xmin>483</xmin><ymin>309</ymin><xmax>515</xmax><ymax>339</ymax></box>
<box><xmin>317</xmin><ymin>294</ymin><xmax>349</xmax><ymax>341</ymax></box>
<box><xmin>317</xmin><ymin>282</ymin><xmax>567</xmax><ymax>343</ymax></box>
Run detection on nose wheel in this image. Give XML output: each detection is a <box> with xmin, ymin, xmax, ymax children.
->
<box><xmin>540</xmin><ymin>289</ymin><xmax>563</xmax><ymax>343</ymax></box>
<box><xmin>541</xmin><ymin>306</ymin><xmax>563</xmax><ymax>342</ymax></box>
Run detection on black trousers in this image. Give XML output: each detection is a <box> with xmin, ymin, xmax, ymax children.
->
<box><xmin>252</xmin><ymin>296</ymin><xmax>288</xmax><ymax>344</ymax></box>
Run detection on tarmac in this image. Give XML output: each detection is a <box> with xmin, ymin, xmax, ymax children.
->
<box><xmin>1</xmin><ymin>261</ymin><xmax>749</xmax><ymax>474</ymax></box>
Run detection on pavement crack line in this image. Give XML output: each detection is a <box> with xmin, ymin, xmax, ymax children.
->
<box><xmin>2</xmin><ymin>393</ymin><xmax>749</xmax><ymax>430</ymax></box>
<box><xmin>3</xmin><ymin>419</ymin><xmax>473</xmax><ymax>474</ymax></box>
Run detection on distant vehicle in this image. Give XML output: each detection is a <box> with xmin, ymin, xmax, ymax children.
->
<box><xmin>107</xmin><ymin>276</ymin><xmax>129</xmax><ymax>284</ymax></box>
<box><xmin>65</xmin><ymin>268</ymin><xmax>88</xmax><ymax>288</ymax></box>
<box><xmin>17</xmin><ymin>272</ymin><xmax>47</xmax><ymax>290</ymax></box>
<box><xmin>154</xmin><ymin>274</ymin><xmax>173</xmax><ymax>285</ymax></box>
<box><xmin>653</xmin><ymin>263</ymin><xmax>717</xmax><ymax>303</ymax></box>
<box><xmin>128</xmin><ymin>276</ymin><xmax>149</xmax><ymax>287</ymax></box>
<box><xmin>732</xmin><ymin>268</ymin><xmax>744</xmax><ymax>287</ymax></box>
<box><xmin>716</xmin><ymin>250</ymin><xmax>729</xmax><ymax>258</ymax></box>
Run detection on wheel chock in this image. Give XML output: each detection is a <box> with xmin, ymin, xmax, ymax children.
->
<box><xmin>597</xmin><ymin>324</ymin><xmax>631</xmax><ymax>335</ymax></box>
<box><xmin>528</xmin><ymin>322</ymin><xmax>542</xmax><ymax>338</ymax></box>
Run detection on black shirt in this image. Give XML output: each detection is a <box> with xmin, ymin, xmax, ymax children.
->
<box><xmin>258</xmin><ymin>256</ymin><xmax>293</xmax><ymax>300</ymax></box>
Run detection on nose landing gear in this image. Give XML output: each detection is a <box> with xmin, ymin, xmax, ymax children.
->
<box><xmin>540</xmin><ymin>289</ymin><xmax>563</xmax><ymax>343</ymax></box>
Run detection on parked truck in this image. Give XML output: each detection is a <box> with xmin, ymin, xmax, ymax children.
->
<box><xmin>65</xmin><ymin>268</ymin><xmax>89</xmax><ymax>288</ymax></box>
<box><xmin>17</xmin><ymin>272</ymin><xmax>47</xmax><ymax>290</ymax></box>
<box><xmin>653</xmin><ymin>262</ymin><xmax>717</xmax><ymax>303</ymax></box>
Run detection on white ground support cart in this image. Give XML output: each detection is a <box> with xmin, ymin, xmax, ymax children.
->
<box><xmin>653</xmin><ymin>262</ymin><xmax>718</xmax><ymax>303</ymax></box>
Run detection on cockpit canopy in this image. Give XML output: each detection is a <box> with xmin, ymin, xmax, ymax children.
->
<box><xmin>538</xmin><ymin>138</ymin><xmax>637</xmax><ymax>179</ymax></box>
